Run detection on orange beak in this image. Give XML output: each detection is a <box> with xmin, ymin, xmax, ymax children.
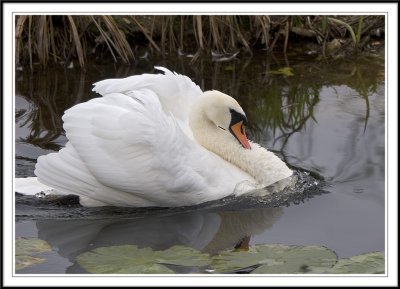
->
<box><xmin>230</xmin><ymin>121</ymin><xmax>251</xmax><ymax>149</ymax></box>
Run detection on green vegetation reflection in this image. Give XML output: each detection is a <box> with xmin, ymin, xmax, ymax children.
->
<box><xmin>16</xmin><ymin>55</ymin><xmax>384</xmax><ymax>153</ymax></box>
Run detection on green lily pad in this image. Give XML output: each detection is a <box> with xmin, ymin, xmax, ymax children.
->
<box><xmin>76</xmin><ymin>245</ymin><xmax>211</xmax><ymax>274</ymax></box>
<box><xmin>156</xmin><ymin>245</ymin><xmax>211</xmax><ymax>267</ymax></box>
<box><xmin>15</xmin><ymin>237</ymin><xmax>52</xmax><ymax>270</ymax></box>
<box><xmin>212</xmin><ymin>244</ymin><xmax>337</xmax><ymax>274</ymax></box>
<box><xmin>326</xmin><ymin>252</ymin><xmax>385</xmax><ymax>274</ymax></box>
<box><xmin>16</xmin><ymin>255</ymin><xmax>46</xmax><ymax>271</ymax></box>
<box><xmin>270</xmin><ymin>67</ymin><xmax>294</xmax><ymax>76</ymax></box>
<box><xmin>16</xmin><ymin>237</ymin><xmax>52</xmax><ymax>256</ymax></box>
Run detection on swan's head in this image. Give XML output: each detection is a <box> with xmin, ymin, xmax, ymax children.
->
<box><xmin>201</xmin><ymin>90</ymin><xmax>251</xmax><ymax>149</ymax></box>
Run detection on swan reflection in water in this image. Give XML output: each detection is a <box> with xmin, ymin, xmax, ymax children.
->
<box><xmin>34</xmin><ymin>207</ymin><xmax>282</xmax><ymax>273</ymax></box>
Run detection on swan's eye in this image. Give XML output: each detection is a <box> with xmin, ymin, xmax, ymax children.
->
<box><xmin>229</xmin><ymin>108</ymin><xmax>248</xmax><ymax>127</ymax></box>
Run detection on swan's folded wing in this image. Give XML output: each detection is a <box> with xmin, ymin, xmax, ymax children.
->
<box><xmin>53</xmin><ymin>89</ymin><xmax>208</xmax><ymax>206</ymax></box>
<box><xmin>92</xmin><ymin>67</ymin><xmax>203</xmax><ymax>127</ymax></box>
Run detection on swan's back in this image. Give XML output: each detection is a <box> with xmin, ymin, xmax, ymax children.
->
<box><xmin>93</xmin><ymin>67</ymin><xmax>202</xmax><ymax>125</ymax></box>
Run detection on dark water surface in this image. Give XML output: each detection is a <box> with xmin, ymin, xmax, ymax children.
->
<box><xmin>15</xmin><ymin>52</ymin><xmax>385</xmax><ymax>274</ymax></box>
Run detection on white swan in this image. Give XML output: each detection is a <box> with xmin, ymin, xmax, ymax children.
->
<box><xmin>30</xmin><ymin>67</ymin><xmax>292</xmax><ymax>207</ymax></box>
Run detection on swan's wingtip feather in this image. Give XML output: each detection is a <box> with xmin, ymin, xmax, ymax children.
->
<box><xmin>154</xmin><ymin>66</ymin><xmax>173</xmax><ymax>74</ymax></box>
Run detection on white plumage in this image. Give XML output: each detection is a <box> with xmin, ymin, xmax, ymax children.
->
<box><xmin>29</xmin><ymin>67</ymin><xmax>293</xmax><ymax>207</ymax></box>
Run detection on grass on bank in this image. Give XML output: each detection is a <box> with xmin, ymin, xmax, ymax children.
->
<box><xmin>15</xmin><ymin>15</ymin><xmax>384</xmax><ymax>69</ymax></box>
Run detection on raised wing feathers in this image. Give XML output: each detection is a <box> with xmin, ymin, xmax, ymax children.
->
<box><xmin>36</xmin><ymin>86</ymin><xmax>209</xmax><ymax>206</ymax></box>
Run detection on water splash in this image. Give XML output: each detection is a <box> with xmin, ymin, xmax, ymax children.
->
<box><xmin>15</xmin><ymin>168</ymin><xmax>328</xmax><ymax>221</ymax></box>
<box><xmin>197</xmin><ymin>169</ymin><xmax>329</xmax><ymax>211</ymax></box>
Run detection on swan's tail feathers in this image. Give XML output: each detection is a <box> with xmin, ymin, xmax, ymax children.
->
<box><xmin>15</xmin><ymin>177</ymin><xmax>57</xmax><ymax>196</ymax></box>
<box><xmin>34</xmin><ymin>142</ymin><xmax>108</xmax><ymax>207</ymax></box>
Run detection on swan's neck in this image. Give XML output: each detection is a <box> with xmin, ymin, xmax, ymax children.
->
<box><xmin>189</xmin><ymin>109</ymin><xmax>292</xmax><ymax>187</ymax></box>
